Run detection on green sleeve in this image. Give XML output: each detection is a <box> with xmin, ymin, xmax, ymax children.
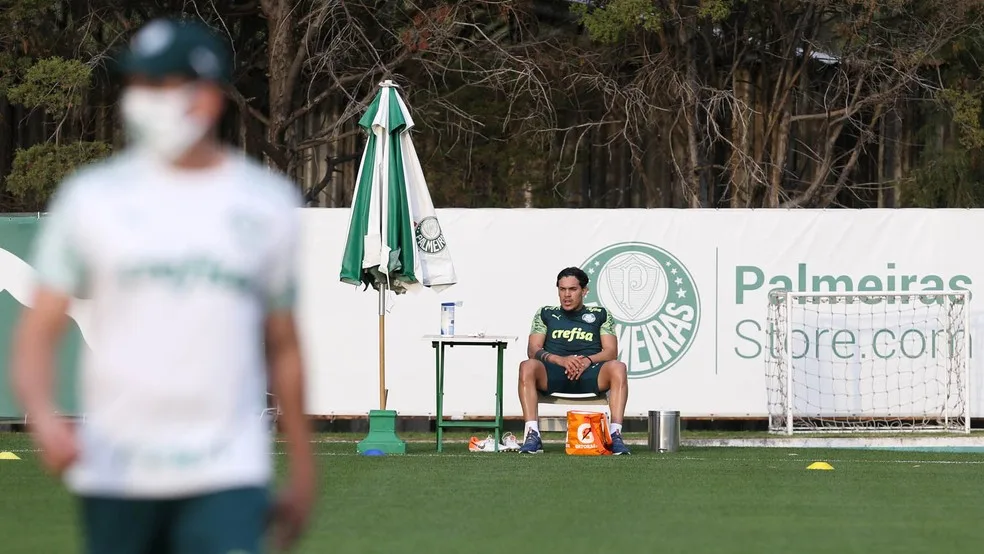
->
<box><xmin>600</xmin><ymin>310</ymin><xmax>616</xmax><ymax>336</ymax></box>
<box><xmin>529</xmin><ymin>308</ymin><xmax>546</xmax><ymax>335</ymax></box>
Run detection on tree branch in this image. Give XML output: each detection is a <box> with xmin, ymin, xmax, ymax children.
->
<box><xmin>225</xmin><ymin>85</ymin><xmax>269</xmax><ymax>127</ymax></box>
<box><xmin>303</xmin><ymin>152</ymin><xmax>362</xmax><ymax>204</ymax></box>
<box><xmin>282</xmin><ymin>48</ymin><xmax>415</xmax><ymax>132</ymax></box>
<box><xmin>294</xmin><ymin>127</ymin><xmax>363</xmax><ymax>152</ymax></box>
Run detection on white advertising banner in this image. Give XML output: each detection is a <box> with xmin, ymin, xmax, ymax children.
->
<box><xmin>297</xmin><ymin>208</ymin><xmax>984</xmax><ymax>419</ymax></box>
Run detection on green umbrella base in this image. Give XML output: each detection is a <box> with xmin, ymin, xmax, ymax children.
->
<box><xmin>357</xmin><ymin>409</ymin><xmax>407</xmax><ymax>455</ymax></box>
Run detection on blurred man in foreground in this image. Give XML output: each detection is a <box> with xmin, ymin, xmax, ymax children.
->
<box><xmin>9</xmin><ymin>17</ymin><xmax>314</xmax><ymax>553</ymax></box>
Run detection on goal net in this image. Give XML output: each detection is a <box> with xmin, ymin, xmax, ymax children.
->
<box><xmin>765</xmin><ymin>290</ymin><xmax>971</xmax><ymax>434</ymax></box>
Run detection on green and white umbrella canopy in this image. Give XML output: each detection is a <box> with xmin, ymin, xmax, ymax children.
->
<box><xmin>339</xmin><ymin>80</ymin><xmax>457</xmax><ymax>411</ymax></box>
<box><xmin>340</xmin><ymin>80</ymin><xmax>457</xmax><ymax>295</ymax></box>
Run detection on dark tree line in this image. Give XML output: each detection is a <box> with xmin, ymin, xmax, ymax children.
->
<box><xmin>3</xmin><ymin>0</ymin><xmax>984</xmax><ymax>211</ymax></box>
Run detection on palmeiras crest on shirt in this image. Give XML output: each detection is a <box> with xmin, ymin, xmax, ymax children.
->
<box><xmin>227</xmin><ymin>211</ymin><xmax>268</xmax><ymax>247</ymax></box>
<box><xmin>414</xmin><ymin>216</ymin><xmax>447</xmax><ymax>254</ymax></box>
<box><xmin>581</xmin><ymin>241</ymin><xmax>701</xmax><ymax>379</ymax></box>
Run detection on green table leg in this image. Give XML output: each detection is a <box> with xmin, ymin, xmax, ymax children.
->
<box><xmin>494</xmin><ymin>344</ymin><xmax>504</xmax><ymax>452</ymax></box>
<box><xmin>435</xmin><ymin>342</ymin><xmax>445</xmax><ymax>453</ymax></box>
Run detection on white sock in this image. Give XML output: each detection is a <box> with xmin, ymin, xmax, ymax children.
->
<box><xmin>610</xmin><ymin>423</ymin><xmax>623</xmax><ymax>436</ymax></box>
<box><xmin>525</xmin><ymin>421</ymin><xmax>539</xmax><ymax>436</ymax></box>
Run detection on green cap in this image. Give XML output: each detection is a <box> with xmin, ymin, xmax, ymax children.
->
<box><xmin>117</xmin><ymin>17</ymin><xmax>232</xmax><ymax>83</ymax></box>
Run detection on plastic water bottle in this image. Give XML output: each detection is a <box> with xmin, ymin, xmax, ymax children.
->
<box><xmin>441</xmin><ymin>301</ymin><xmax>462</xmax><ymax>335</ymax></box>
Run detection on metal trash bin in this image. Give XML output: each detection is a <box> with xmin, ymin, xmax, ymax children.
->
<box><xmin>648</xmin><ymin>410</ymin><xmax>680</xmax><ymax>452</ymax></box>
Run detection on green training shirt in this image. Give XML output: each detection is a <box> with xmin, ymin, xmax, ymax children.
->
<box><xmin>530</xmin><ymin>305</ymin><xmax>615</xmax><ymax>358</ymax></box>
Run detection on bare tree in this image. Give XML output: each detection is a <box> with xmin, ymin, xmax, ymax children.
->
<box><xmin>228</xmin><ymin>0</ymin><xmax>560</xmax><ymax>190</ymax></box>
<box><xmin>562</xmin><ymin>0</ymin><xmax>984</xmax><ymax>208</ymax></box>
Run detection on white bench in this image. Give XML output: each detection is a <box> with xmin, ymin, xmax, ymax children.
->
<box><xmin>537</xmin><ymin>391</ymin><xmax>609</xmax><ymax>406</ymax></box>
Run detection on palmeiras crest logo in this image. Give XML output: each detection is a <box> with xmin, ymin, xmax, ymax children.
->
<box><xmin>414</xmin><ymin>216</ymin><xmax>447</xmax><ymax>254</ymax></box>
<box><xmin>581</xmin><ymin>242</ymin><xmax>701</xmax><ymax>378</ymax></box>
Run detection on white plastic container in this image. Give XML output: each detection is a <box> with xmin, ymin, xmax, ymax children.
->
<box><xmin>440</xmin><ymin>302</ymin><xmax>461</xmax><ymax>335</ymax></box>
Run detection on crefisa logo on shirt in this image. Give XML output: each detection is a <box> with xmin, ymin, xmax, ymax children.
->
<box><xmin>581</xmin><ymin>242</ymin><xmax>700</xmax><ymax>379</ymax></box>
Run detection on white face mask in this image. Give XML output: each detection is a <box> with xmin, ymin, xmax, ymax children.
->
<box><xmin>120</xmin><ymin>85</ymin><xmax>210</xmax><ymax>162</ymax></box>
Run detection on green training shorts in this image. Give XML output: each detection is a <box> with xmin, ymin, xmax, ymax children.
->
<box><xmin>540</xmin><ymin>360</ymin><xmax>605</xmax><ymax>395</ymax></box>
<box><xmin>80</xmin><ymin>486</ymin><xmax>270</xmax><ymax>554</ymax></box>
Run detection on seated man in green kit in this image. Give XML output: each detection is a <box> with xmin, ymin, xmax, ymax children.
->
<box><xmin>517</xmin><ymin>267</ymin><xmax>630</xmax><ymax>455</ymax></box>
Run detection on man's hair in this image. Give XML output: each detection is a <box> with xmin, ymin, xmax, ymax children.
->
<box><xmin>556</xmin><ymin>266</ymin><xmax>589</xmax><ymax>288</ymax></box>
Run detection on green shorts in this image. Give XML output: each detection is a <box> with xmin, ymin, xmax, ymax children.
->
<box><xmin>540</xmin><ymin>360</ymin><xmax>605</xmax><ymax>395</ymax></box>
<box><xmin>80</xmin><ymin>486</ymin><xmax>270</xmax><ymax>554</ymax></box>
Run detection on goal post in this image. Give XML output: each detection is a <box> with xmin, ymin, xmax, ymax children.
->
<box><xmin>765</xmin><ymin>289</ymin><xmax>971</xmax><ymax>435</ymax></box>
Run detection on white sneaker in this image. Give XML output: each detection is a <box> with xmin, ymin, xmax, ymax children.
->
<box><xmin>499</xmin><ymin>432</ymin><xmax>521</xmax><ymax>452</ymax></box>
<box><xmin>468</xmin><ymin>434</ymin><xmax>498</xmax><ymax>452</ymax></box>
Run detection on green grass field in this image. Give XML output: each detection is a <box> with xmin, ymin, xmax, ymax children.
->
<box><xmin>3</xmin><ymin>431</ymin><xmax>984</xmax><ymax>553</ymax></box>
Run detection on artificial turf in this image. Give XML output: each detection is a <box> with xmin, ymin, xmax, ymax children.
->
<box><xmin>2</xmin><ymin>432</ymin><xmax>984</xmax><ymax>553</ymax></box>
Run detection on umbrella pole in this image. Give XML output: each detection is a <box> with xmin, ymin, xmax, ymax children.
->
<box><xmin>378</xmin><ymin>283</ymin><xmax>387</xmax><ymax>411</ymax></box>
<box><xmin>358</xmin><ymin>278</ymin><xmax>403</xmax><ymax>455</ymax></box>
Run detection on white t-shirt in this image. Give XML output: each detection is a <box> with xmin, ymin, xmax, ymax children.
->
<box><xmin>31</xmin><ymin>149</ymin><xmax>302</xmax><ymax>498</ymax></box>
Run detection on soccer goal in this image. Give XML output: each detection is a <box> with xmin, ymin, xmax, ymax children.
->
<box><xmin>765</xmin><ymin>289</ymin><xmax>971</xmax><ymax>435</ymax></box>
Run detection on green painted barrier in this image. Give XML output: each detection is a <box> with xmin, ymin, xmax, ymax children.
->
<box><xmin>0</xmin><ymin>215</ymin><xmax>86</xmax><ymax>419</ymax></box>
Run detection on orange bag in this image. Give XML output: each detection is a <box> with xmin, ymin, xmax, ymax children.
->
<box><xmin>565</xmin><ymin>410</ymin><xmax>613</xmax><ymax>456</ymax></box>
